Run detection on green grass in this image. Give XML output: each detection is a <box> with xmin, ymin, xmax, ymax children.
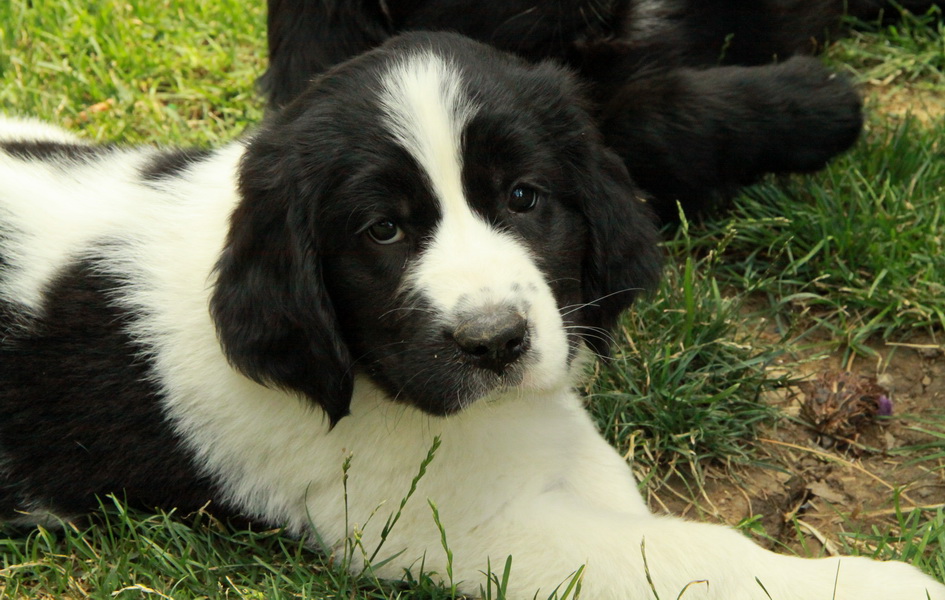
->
<box><xmin>588</xmin><ymin>218</ymin><xmax>785</xmax><ymax>484</ymax></box>
<box><xmin>0</xmin><ymin>0</ymin><xmax>264</xmax><ymax>144</ymax></box>
<box><xmin>687</xmin><ymin>114</ymin><xmax>945</xmax><ymax>357</ymax></box>
<box><xmin>833</xmin><ymin>5</ymin><xmax>945</xmax><ymax>86</ymax></box>
<box><xmin>0</xmin><ymin>499</ymin><xmax>412</xmax><ymax>600</ymax></box>
<box><xmin>2</xmin><ymin>0</ymin><xmax>945</xmax><ymax>598</ymax></box>
<box><xmin>696</xmin><ymin>5</ymin><xmax>945</xmax><ymax>359</ymax></box>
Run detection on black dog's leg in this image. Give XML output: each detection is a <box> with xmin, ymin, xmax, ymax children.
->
<box><xmin>593</xmin><ymin>56</ymin><xmax>863</xmax><ymax>222</ymax></box>
<box><xmin>260</xmin><ymin>0</ymin><xmax>393</xmax><ymax>109</ymax></box>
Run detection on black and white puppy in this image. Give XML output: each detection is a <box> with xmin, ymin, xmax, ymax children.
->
<box><xmin>0</xmin><ymin>33</ymin><xmax>942</xmax><ymax>599</ymax></box>
<box><xmin>262</xmin><ymin>0</ymin><xmax>941</xmax><ymax>222</ymax></box>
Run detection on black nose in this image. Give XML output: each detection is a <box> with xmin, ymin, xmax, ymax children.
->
<box><xmin>452</xmin><ymin>309</ymin><xmax>529</xmax><ymax>374</ymax></box>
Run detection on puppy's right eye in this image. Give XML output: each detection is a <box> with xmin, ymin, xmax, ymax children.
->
<box><xmin>508</xmin><ymin>185</ymin><xmax>543</xmax><ymax>213</ymax></box>
<box><xmin>367</xmin><ymin>219</ymin><xmax>405</xmax><ymax>245</ymax></box>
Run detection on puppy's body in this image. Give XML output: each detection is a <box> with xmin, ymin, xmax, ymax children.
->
<box><xmin>1</xmin><ymin>34</ymin><xmax>942</xmax><ymax>599</ymax></box>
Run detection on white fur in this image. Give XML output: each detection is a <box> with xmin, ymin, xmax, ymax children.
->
<box><xmin>1</xmin><ymin>56</ymin><xmax>943</xmax><ymax>600</ymax></box>
<box><xmin>0</xmin><ymin>115</ymin><xmax>83</xmax><ymax>144</ymax></box>
<box><xmin>0</xmin><ymin>142</ymin><xmax>163</xmax><ymax>313</ymax></box>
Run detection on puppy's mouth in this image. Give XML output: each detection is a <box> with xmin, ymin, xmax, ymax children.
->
<box><xmin>439</xmin><ymin>361</ymin><xmax>529</xmax><ymax>414</ymax></box>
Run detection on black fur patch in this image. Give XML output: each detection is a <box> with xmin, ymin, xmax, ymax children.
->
<box><xmin>0</xmin><ymin>140</ymin><xmax>112</xmax><ymax>164</ymax></box>
<box><xmin>0</xmin><ymin>258</ymin><xmax>222</xmax><ymax>519</ymax></box>
<box><xmin>140</xmin><ymin>148</ymin><xmax>214</xmax><ymax>182</ymax></box>
<box><xmin>0</xmin><ymin>228</ymin><xmax>18</xmax><ymax>339</ymax></box>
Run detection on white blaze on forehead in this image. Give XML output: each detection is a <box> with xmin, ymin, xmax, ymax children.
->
<box><xmin>378</xmin><ymin>52</ymin><xmax>572</xmax><ymax>391</ymax></box>
<box><xmin>378</xmin><ymin>52</ymin><xmax>478</xmax><ymax>217</ymax></box>
<box><xmin>378</xmin><ymin>51</ymin><xmax>541</xmax><ymax>314</ymax></box>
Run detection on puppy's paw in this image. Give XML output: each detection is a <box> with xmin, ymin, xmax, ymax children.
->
<box><xmin>829</xmin><ymin>556</ymin><xmax>945</xmax><ymax>600</ymax></box>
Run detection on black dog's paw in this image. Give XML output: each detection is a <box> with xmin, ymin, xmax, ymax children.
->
<box><xmin>756</xmin><ymin>56</ymin><xmax>863</xmax><ymax>174</ymax></box>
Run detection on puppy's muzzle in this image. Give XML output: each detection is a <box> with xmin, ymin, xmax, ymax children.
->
<box><xmin>451</xmin><ymin>307</ymin><xmax>529</xmax><ymax>375</ymax></box>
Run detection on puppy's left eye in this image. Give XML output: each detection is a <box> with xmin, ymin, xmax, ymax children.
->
<box><xmin>367</xmin><ymin>219</ymin><xmax>405</xmax><ymax>245</ymax></box>
<box><xmin>508</xmin><ymin>186</ymin><xmax>542</xmax><ymax>213</ymax></box>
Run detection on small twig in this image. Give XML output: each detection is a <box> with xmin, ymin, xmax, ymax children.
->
<box><xmin>796</xmin><ymin>519</ymin><xmax>841</xmax><ymax>556</ymax></box>
<box><xmin>0</xmin><ymin>562</ymin><xmax>46</xmax><ymax>575</ymax></box>
<box><xmin>111</xmin><ymin>585</ymin><xmax>174</xmax><ymax>599</ymax></box>
<box><xmin>884</xmin><ymin>342</ymin><xmax>943</xmax><ymax>351</ymax></box>
<box><xmin>859</xmin><ymin>502</ymin><xmax>945</xmax><ymax>518</ymax></box>
<box><xmin>736</xmin><ymin>485</ymin><xmax>755</xmax><ymax>519</ymax></box>
<box><xmin>647</xmin><ymin>486</ymin><xmax>673</xmax><ymax>515</ymax></box>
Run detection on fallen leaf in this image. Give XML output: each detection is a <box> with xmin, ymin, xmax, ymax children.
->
<box><xmin>806</xmin><ymin>480</ymin><xmax>846</xmax><ymax>504</ymax></box>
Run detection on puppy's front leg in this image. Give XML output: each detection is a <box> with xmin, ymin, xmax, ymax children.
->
<box><xmin>424</xmin><ymin>419</ymin><xmax>943</xmax><ymax>600</ymax></box>
<box><xmin>461</xmin><ymin>494</ymin><xmax>945</xmax><ymax>600</ymax></box>
<box><xmin>336</xmin><ymin>394</ymin><xmax>942</xmax><ymax>599</ymax></box>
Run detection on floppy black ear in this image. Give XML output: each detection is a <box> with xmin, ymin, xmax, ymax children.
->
<box><xmin>210</xmin><ymin>128</ymin><xmax>353</xmax><ymax>425</ymax></box>
<box><xmin>579</xmin><ymin>148</ymin><xmax>663</xmax><ymax>356</ymax></box>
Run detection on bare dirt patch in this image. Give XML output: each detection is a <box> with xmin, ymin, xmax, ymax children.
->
<box><xmin>866</xmin><ymin>83</ymin><xmax>945</xmax><ymax>123</ymax></box>
<box><xmin>647</xmin><ymin>335</ymin><xmax>945</xmax><ymax>555</ymax></box>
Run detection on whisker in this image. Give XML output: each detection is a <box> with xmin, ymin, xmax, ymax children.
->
<box><xmin>559</xmin><ymin>287</ymin><xmax>647</xmax><ymax>317</ymax></box>
<box><xmin>563</xmin><ymin>324</ymin><xmax>619</xmax><ymax>350</ymax></box>
<box><xmin>377</xmin><ymin>305</ymin><xmax>438</xmax><ymax>320</ymax></box>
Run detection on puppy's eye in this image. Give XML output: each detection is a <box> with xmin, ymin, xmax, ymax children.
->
<box><xmin>508</xmin><ymin>186</ymin><xmax>542</xmax><ymax>213</ymax></box>
<box><xmin>367</xmin><ymin>219</ymin><xmax>405</xmax><ymax>245</ymax></box>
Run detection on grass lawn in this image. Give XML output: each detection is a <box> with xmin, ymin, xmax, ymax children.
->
<box><xmin>1</xmin><ymin>1</ymin><xmax>944</xmax><ymax>598</ymax></box>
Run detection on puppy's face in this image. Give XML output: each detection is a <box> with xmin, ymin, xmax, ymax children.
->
<box><xmin>213</xmin><ymin>33</ymin><xmax>661</xmax><ymax>422</ymax></box>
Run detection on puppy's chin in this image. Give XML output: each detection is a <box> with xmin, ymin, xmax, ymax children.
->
<box><xmin>365</xmin><ymin>365</ymin><xmax>516</xmax><ymax>416</ymax></box>
<box><xmin>466</xmin><ymin>355</ymin><xmax>586</xmax><ymax>411</ymax></box>
<box><xmin>405</xmin><ymin>334</ymin><xmax>578</xmax><ymax>415</ymax></box>
<box><xmin>369</xmin><ymin>341</ymin><xmax>582</xmax><ymax>417</ymax></box>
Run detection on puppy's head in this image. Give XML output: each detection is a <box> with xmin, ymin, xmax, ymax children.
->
<box><xmin>212</xmin><ymin>32</ymin><xmax>661</xmax><ymax>424</ymax></box>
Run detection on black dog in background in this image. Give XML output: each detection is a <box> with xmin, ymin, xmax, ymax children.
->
<box><xmin>261</xmin><ymin>0</ymin><xmax>941</xmax><ymax>222</ymax></box>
